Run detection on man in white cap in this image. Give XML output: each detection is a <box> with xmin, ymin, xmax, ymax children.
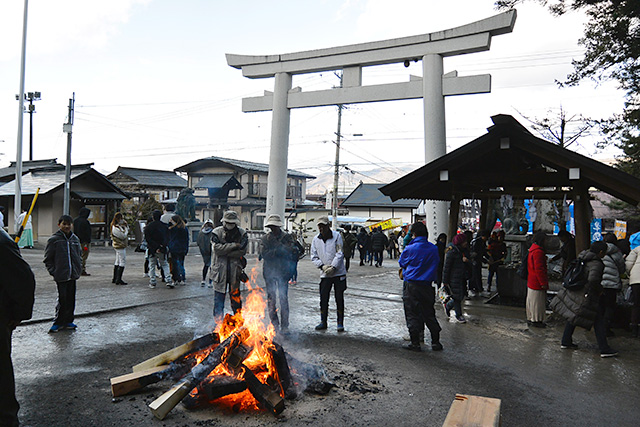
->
<box><xmin>259</xmin><ymin>214</ymin><xmax>298</xmax><ymax>332</ymax></box>
<box><xmin>310</xmin><ymin>215</ymin><xmax>347</xmax><ymax>332</ymax></box>
<box><xmin>210</xmin><ymin>210</ymin><xmax>248</xmax><ymax>324</ymax></box>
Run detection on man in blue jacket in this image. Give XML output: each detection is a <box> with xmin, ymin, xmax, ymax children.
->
<box><xmin>398</xmin><ymin>221</ymin><xmax>442</xmax><ymax>352</ymax></box>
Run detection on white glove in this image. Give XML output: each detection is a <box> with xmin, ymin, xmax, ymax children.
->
<box><xmin>325</xmin><ymin>266</ymin><xmax>336</xmax><ymax>276</ymax></box>
<box><xmin>321</xmin><ymin>264</ymin><xmax>332</xmax><ymax>273</ymax></box>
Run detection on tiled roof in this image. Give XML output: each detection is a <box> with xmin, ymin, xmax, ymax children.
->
<box><xmin>111</xmin><ymin>167</ymin><xmax>187</xmax><ymax>188</ymax></box>
<box><xmin>195</xmin><ymin>174</ymin><xmax>242</xmax><ymax>189</ymax></box>
<box><xmin>175</xmin><ymin>156</ymin><xmax>315</xmax><ymax>179</ymax></box>
<box><xmin>341</xmin><ymin>183</ymin><xmax>421</xmax><ymax>209</ymax></box>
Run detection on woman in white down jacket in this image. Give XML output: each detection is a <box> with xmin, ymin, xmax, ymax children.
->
<box><xmin>625</xmin><ymin>234</ymin><xmax>640</xmax><ymax>338</ymax></box>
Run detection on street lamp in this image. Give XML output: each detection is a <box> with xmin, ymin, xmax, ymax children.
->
<box><xmin>16</xmin><ymin>91</ymin><xmax>41</xmax><ymax>161</ymax></box>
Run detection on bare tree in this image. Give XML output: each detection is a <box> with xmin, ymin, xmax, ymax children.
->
<box><xmin>516</xmin><ymin>106</ymin><xmax>593</xmax><ymax>148</ymax></box>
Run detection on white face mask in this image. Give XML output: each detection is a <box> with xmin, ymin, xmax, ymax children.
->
<box><xmin>223</xmin><ymin>222</ymin><xmax>236</xmax><ymax>230</ymax></box>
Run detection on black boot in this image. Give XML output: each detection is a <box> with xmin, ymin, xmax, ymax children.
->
<box><xmin>115</xmin><ymin>266</ymin><xmax>128</xmax><ymax>285</ymax></box>
<box><xmin>632</xmin><ymin>324</ymin><xmax>639</xmax><ymax>338</ymax></box>
<box><xmin>403</xmin><ymin>331</ymin><xmax>422</xmax><ymax>351</ymax></box>
<box><xmin>431</xmin><ymin>330</ymin><xmax>443</xmax><ymax>351</ymax></box>
<box><xmin>112</xmin><ymin>265</ymin><xmax>118</xmax><ymax>284</ymax></box>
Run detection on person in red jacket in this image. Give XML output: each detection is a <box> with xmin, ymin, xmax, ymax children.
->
<box><xmin>527</xmin><ymin>231</ymin><xmax>548</xmax><ymax>328</ymax></box>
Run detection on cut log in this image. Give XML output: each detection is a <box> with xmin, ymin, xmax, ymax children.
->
<box><xmin>442</xmin><ymin>394</ymin><xmax>501</xmax><ymax>427</ymax></box>
<box><xmin>269</xmin><ymin>342</ymin><xmax>296</xmax><ymax>399</ymax></box>
<box><xmin>148</xmin><ymin>327</ymin><xmax>249</xmax><ymax>420</ymax></box>
<box><xmin>239</xmin><ymin>364</ymin><xmax>285</xmax><ymax>416</ymax></box>
<box><xmin>182</xmin><ymin>375</ymin><xmax>248</xmax><ymax>409</ymax></box>
<box><xmin>133</xmin><ymin>332</ymin><xmax>219</xmax><ymax>372</ymax></box>
<box><xmin>110</xmin><ymin>365</ymin><xmax>167</xmax><ymax>397</ymax></box>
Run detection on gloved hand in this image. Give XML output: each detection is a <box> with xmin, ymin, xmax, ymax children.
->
<box><xmin>321</xmin><ymin>264</ymin><xmax>332</xmax><ymax>273</ymax></box>
<box><xmin>324</xmin><ymin>266</ymin><xmax>336</xmax><ymax>276</ymax></box>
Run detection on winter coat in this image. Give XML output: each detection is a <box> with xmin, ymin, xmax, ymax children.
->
<box><xmin>398</xmin><ymin>236</ymin><xmax>439</xmax><ymax>283</ymax></box>
<box><xmin>442</xmin><ymin>244</ymin><xmax>468</xmax><ymax>300</ymax></box>
<box><xmin>144</xmin><ymin>220</ymin><xmax>169</xmax><ymax>254</ymax></box>
<box><xmin>356</xmin><ymin>230</ymin><xmax>370</xmax><ymax>251</ymax></box>
<box><xmin>469</xmin><ymin>237</ymin><xmax>488</xmax><ymax>265</ymax></box>
<box><xmin>311</xmin><ymin>230</ymin><xmax>346</xmax><ymax>278</ymax></box>
<box><xmin>210</xmin><ymin>225</ymin><xmax>248</xmax><ymax>294</ymax></box>
<box><xmin>0</xmin><ymin>229</ymin><xmax>35</xmax><ymax>322</ymax></box>
<box><xmin>168</xmin><ymin>226</ymin><xmax>189</xmax><ymax>255</ymax></box>
<box><xmin>370</xmin><ymin>230</ymin><xmax>388</xmax><ymax>252</ymax></box>
<box><xmin>626</xmin><ymin>246</ymin><xmax>640</xmax><ymax>285</ymax></box>
<box><xmin>73</xmin><ymin>207</ymin><xmax>92</xmax><ymax>243</ymax></box>
<box><xmin>527</xmin><ymin>243</ymin><xmax>548</xmax><ymax>290</ymax></box>
<box><xmin>259</xmin><ymin>229</ymin><xmax>297</xmax><ymax>280</ymax></box>
<box><xmin>487</xmin><ymin>239</ymin><xmax>507</xmax><ymax>273</ymax></box>
<box><xmin>111</xmin><ymin>224</ymin><xmax>129</xmax><ymax>249</ymax></box>
<box><xmin>341</xmin><ymin>231</ymin><xmax>358</xmax><ymax>258</ymax></box>
<box><xmin>43</xmin><ymin>229</ymin><xmax>82</xmax><ymax>283</ymax></box>
<box><xmin>601</xmin><ymin>243</ymin><xmax>624</xmax><ymax>290</ymax></box>
<box><xmin>197</xmin><ymin>227</ymin><xmax>213</xmax><ymax>259</ymax></box>
<box><xmin>550</xmin><ymin>250</ymin><xmax>604</xmax><ymax>330</ymax></box>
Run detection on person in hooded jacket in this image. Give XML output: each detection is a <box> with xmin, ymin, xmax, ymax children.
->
<box><xmin>341</xmin><ymin>225</ymin><xmax>358</xmax><ymax>271</ymax></box>
<box><xmin>144</xmin><ymin>210</ymin><xmax>172</xmax><ymax>289</ymax></box>
<box><xmin>197</xmin><ymin>220</ymin><xmax>214</xmax><ymax>287</ymax></box>
<box><xmin>625</xmin><ymin>231</ymin><xmax>640</xmax><ymax>338</ymax></box>
<box><xmin>370</xmin><ymin>227</ymin><xmax>388</xmax><ymax>267</ymax></box>
<box><xmin>551</xmin><ymin>241</ymin><xmax>618</xmax><ymax>357</ymax></box>
<box><xmin>0</xmin><ymin>228</ymin><xmax>35</xmax><ymax>427</ymax></box>
<box><xmin>110</xmin><ymin>212</ymin><xmax>129</xmax><ymax>285</ymax></box>
<box><xmin>168</xmin><ymin>215</ymin><xmax>189</xmax><ymax>286</ymax></box>
<box><xmin>73</xmin><ymin>207</ymin><xmax>92</xmax><ymax>276</ymax></box>
<box><xmin>43</xmin><ymin>215</ymin><xmax>82</xmax><ymax>333</ymax></box>
<box><xmin>601</xmin><ymin>233</ymin><xmax>625</xmax><ymax>336</ymax></box>
<box><xmin>526</xmin><ymin>231</ymin><xmax>549</xmax><ymax>328</ymax></box>
<box><xmin>356</xmin><ymin>227</ymin><xmax>370</xmax><ymax>266</ymax></box>
<box><xmin>443</xmin><ymin>233</ymin><xmax>470</xmax><ymax>323</ymax></box>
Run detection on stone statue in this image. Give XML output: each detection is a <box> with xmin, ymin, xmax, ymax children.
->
<box><xmin>176</xmin><ymin>188</ymin><xmax>197</xmax><ymax>222</ymax></box>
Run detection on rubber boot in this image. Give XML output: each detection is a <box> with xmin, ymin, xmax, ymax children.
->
<box><xmin>116</xmin><ymin>266</ymin><xmax>128</xmax><ymax>285</ymax></box>
<box><xmin>112</xmin><ymin>265</ymin><xmax>118</xmax><ymax>284</ymax></box>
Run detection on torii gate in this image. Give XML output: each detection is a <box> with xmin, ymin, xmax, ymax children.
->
<box><xmin>227</xmin><ymin>10</ymin><xmax>516</xmax><ymax>236</ymax></box>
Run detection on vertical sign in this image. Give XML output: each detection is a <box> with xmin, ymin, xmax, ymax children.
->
<box><xmin>614</xmin><ymin>220</ymin><xmax>627</xmax><ymax>240</ymax></box>
<box><xmin>590</xmin><ymin>218</ymin><xmax>603</xmax><ymax>242</ymax></box>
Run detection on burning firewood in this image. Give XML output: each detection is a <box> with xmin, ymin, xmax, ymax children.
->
<box><xmin>268</xmin><ymin>342</ymin><xmax>296</xmax><ymax>399</ymax></box>
<box><xmin>237</xmin><ymin>364</ymin><xmax>285</xmax><ymax>415</ymax></box>
<box><xmin>132</xmin><ymin>331</ymin><xmax>219</xmax><ymax>372</ymax></box>
<box><xmin>182</xmin><ymin>375</ymin><xmax>248</xmax><ymax>409</ymax></box>
<box><xmin>148</xmin><ymin>327</ymin><xmax>250</xmax><ymax>420</ymax></box>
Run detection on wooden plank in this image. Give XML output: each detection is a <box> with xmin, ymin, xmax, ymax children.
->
<box><xmin>148</xmin><ymin>328</ymin><xmax>249</xmax><ymax>420</ymax></box>
<box><xmin>442</xmin><ymin>394</ymin><xmax>501</xmax><ymax>427</ymax></box>
<box><xmin>133</xmin><ymin>332</ymin><xmax>219</xmax><ymax>372</ymax></box>
<box><xmin>239</xmin><ymin>364</ymin><xmax>285</xmax><ymax>416</ymax></box>
<box><xmin>110</xmin><ymin>365</ymin><xmax>167</xmax><ymax>397</ymax></box>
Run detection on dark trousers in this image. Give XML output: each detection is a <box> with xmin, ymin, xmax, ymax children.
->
<box><xmin>213</xmin><ymin>287</ymin><xmax>242</xmax><ymax>323</ymax></box>
<box><xmin>0</xmin><ymin>321</ymin><xmax>19</xmax><ymax>427</ymax></box>
<box><xmin>470</xmin><ymin>262</ymin><xmax>483</xmax><ymax>292</ymax></box>
<box><xmin>631</xmin><ymin>284</ymin><xmax>640</xmax><ymax>326</ymax></box>
<box><xmin>54</xmin><ymin>280</ymin><xmax>76</xmax><ymax>326</ymax></box>
<box><xmin>319</xmin><ymin>276</ymin><xmax>347</xmax><ymax>325</ymax></box>
<box><xmin>403</xmin><ymin>281</ymin><xmax>441</xmax><ymax>345</ymax></box>
<box><xmin>446</xmin><ymin>297</ymin><xmax>463</xmax><ymax>318</ymax></box>
<box><xmin>358</xmin><ymin>248</ymin><xmax>366</xmax><ymax>265</ymax></box>
<box><xmin>561</xmin><ymin>295</ymin><xmax>611</xmax><ymax>352</ymax></box>
<box><xmin>265</xmin><ymin>275</ymin><xmax>289</xmax><ymax>328</ymax></box>
<box><xmin>602</xmin><ymin>288</ymin><xmax>617</xmax><ymax>331</ymax></box>
<box><xmin>345</xmin><ymin>256</ymin><xmax>351</xmax><ymax>272</ymax></box>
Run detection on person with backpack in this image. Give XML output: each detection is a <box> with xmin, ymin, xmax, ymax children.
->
<box><xmin>526</xmin><ymin>231</ymin><xmax>548</xmax><ymax>328</ymax></box>
<box><xmin>551</xmin><ymin>241</ymin><xmax>618</xmax><ymax>357</ymax></box>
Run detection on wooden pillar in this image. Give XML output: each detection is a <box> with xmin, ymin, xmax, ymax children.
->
<box><xmin>448</xmin><ymin>196</ymin><xmax>460</xmax><ymax>243</ymax></box>
<box><xmin>573</xmin><ymin>186</ymin><xmax>592</xmax><ymax>253</ymax></box>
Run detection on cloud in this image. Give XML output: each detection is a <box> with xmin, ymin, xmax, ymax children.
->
<box><xmin>0</xmin><ymin>0</ymin><xmax>151</xmax><ymax>61</ymax></box>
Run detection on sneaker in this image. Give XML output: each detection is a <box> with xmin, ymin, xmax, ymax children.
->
<box><xmin>201</xmin><ymin>281</ymin><xmax>206</xmax><ymax>287</ymax></box>
<box><xmin>143</xmin><ymin>272</ymin><xmax>149</xmax><ymax>277</ymax></box>
<box><xmin>315</xmin><ymin>323</ymin><xmax>327</xmax><ymax>331</ymax></box>
<box><xmin>561</xmin><ymin>343</ymin><xmax>579</xmax><ymax>350</ymax></box>
<box><xmin>180</xmin><ymin>281</ymin><xmax>186</xmax><ymax>286</ymax></box>
<box><xmin>166</xmin><ymin>282</ymin><xmax>175</xmax><ymax>289</ymax></box>
<box><xmin>49</xmin><ymin>324</ymin><xmax>61</xmax><ymax>333</ymax></box>
<box><xmin>403</xmin><ymin>343</ymin><xmax>422</xmax><ymax>352</ymax></box>
<box><xmin>80</xmin><ymin>271</ymin><xmax>91</xmax><ymax>276</ymax></box>
<box><xmin>337</xmin><ymin>324</ymin><xmax>345</xmax><ymax>332</ymax></box>
<box><xmin>600</xmin><ymin>349</ymin><xmax>619</xmax><ymax>358</ymax></box>
<box><xmin>455</xmin><ymin>316</ymin><xmax>467</xmax><ymax>324</ymax></box>
<box><xmin>431</xmin><ymin>342</ymin><xmax>443</xmax><ymax>351</ymax></box>
<box><xmin>207</xmin><ymin>282</ymin><xmax>213</xmax><ymax>288</ymax></box>
<box><xmin>149</xmin><ymin>283</ymin><xmax>156</xmax><ymax>289</ymax></box>
<box><xmin>65</xmin><ymin>323</ymin><xmax>77</xmax><ymax>330</ymax></box>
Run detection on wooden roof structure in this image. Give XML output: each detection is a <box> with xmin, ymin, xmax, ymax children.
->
<box><xmin>380</xmin><ymin>114</ymin><xmax>640</xmax><ymax>206</ymax></box>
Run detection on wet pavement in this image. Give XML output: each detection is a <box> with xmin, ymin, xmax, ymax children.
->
<box><xmin>11</xmin><ymin>245</ymin><xmax>640</xmax><ymax>426</ymax></box>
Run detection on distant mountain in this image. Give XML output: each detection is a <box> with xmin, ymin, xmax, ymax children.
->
<box><xmin>306</xmin><ymin>166</ymin><xmax>417</xmax><ymax>197</ymax></box>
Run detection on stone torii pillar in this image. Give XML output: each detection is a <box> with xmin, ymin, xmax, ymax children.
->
<box><xmin>227</xmin><ymin>11</ymin><xmax>516</xmax><ymax>232</ymax></box>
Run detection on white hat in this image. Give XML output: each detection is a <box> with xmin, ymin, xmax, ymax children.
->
<box><xmin>316</xmin><ymin>216</ymin><xmax>330</xmax><ymax>225</ymax></box>
<box><xmin>221</xmin><ymin>210</ymin><xmax>240</xmax><ymax>224</ymax></box>
<box><xmin>265</xmin><ymin>214</ymin><xmax>283</xmax><ymax>227</ymax></box>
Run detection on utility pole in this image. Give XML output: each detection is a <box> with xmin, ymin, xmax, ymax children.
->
<box><xmin>331</xmin><ymin>72</ymin><xmax>343</xmax><ymax>231</ymax></box>
<box><xmin>62</xmin><ymin>94</ymin><xmax>74</xmax><ymax>215</ymax></box>
<box><xmin>14</xmin><ymin>0</ymin><xmax>29</xmax><ymax>226</ymax></box>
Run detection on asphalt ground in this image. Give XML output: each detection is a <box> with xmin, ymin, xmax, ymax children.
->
<box><xmin>10</xmin><ymin>244</ymin><xmax>640</xmax><ymax>426</ymax></box>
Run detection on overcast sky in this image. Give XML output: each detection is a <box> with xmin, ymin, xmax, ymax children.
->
<box><xmin>0</xmin><ymin>0</ymin><xmax>626</xmax><ymax>190</ymax></box>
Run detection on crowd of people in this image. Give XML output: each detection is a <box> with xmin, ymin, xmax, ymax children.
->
<box><xmin>4</xmin><ymin>206</ymin><xmax>640</xmax><ymax>426</ymax></box>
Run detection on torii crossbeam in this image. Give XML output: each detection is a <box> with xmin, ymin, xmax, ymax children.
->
<box><xmin>227</xmin><ymin>10</ymin><xmax>516</xmax><ymax>235</ymax></box>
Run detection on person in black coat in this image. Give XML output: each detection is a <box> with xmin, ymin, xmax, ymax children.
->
<box><xmin>168</xmin><ymin>215</ymin><xmax>189</xmax><ymax>286</ymax></box>
<box><xmin>469</xmin><ymin>229</ymin><xmax>490</xmax><ymax>295</ymax></box>
<box><xmin>144</xmin><ymin>210</ymin><xmax>173</xmax><ymax>288</ymax></box>
<box><xmin>0</xmin><ymin>228</ymin><xmax>36</xmax><ymax>427</ymax></box>
<box><xmin>443</xmin><ymin>234</ymin><xmax>470</xmax><ymax>322</ymax></box>
<box><xmin>435</xmin><ymin>233</ymin><xmax>447</xmax><ymax>286</ymax></box>
<box><xmin>356</xmin><ymin>227</ymin><xmax>369</xmax><ymax>266</ymax></box>
<box><xmin>73</xmin><ymin>207</ymin><xmax>92</xmax><ymax>276</ymax></box>
<box><xmin>370</xmin><ymin>227</ymin><xmax>388</xmax><ymax>267</ymax></box>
